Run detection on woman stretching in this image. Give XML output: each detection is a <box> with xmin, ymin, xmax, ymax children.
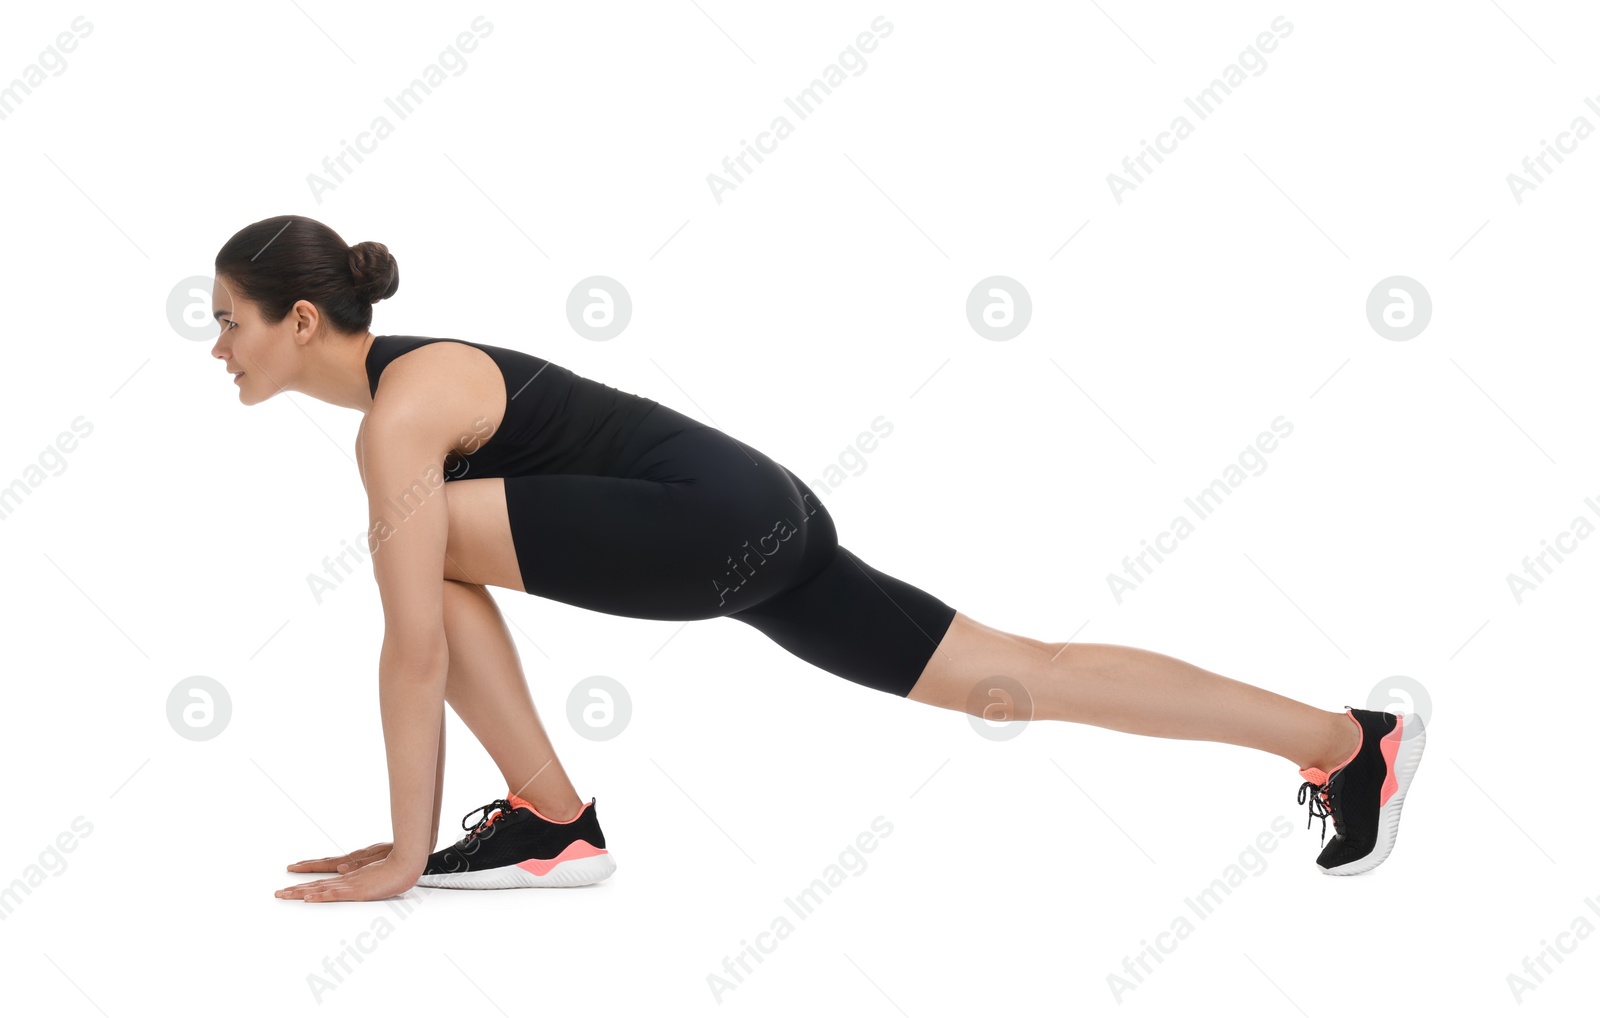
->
<box><xmin>212</xmin><ymin>216</ymin><xmax>1426</xmax><ymax>903</ymax></box>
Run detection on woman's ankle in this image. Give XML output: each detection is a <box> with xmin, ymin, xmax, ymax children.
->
<box><xmin>1300</xmin><ymin>711</ymin><xmax>1362</xmax><ymax>775</ymax></box>
<box><xmin>513</xmin><ymin>791</ymin><xmax>584</xmax><ymax>824</ymax></box>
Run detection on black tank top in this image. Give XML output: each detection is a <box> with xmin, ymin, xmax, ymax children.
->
<box><xmin>365</xmin><ymin>335</ymin><xmax>670</xmax><ymax>480</ymax></box>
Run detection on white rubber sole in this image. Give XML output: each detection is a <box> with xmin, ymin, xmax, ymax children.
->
<box><xmin>415</xmin><ymin>850</ymin><xmax>616</xmax><ymax>890</ymax></box>
<box><xmin>1321</xmin><ymin>713</ymin><xmax>1426</xmax><ymax>876</ymax></box>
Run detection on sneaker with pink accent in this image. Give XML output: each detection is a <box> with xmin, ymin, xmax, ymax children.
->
<box><xmin>415</xmin><ymin>792</ymin><xmax>616</xmax><ymax>889</ymax></box>
<box><xmin>1296</xmin><ymin>706</ymin><xmax>1426</xmax><ymax>876</ymax></box>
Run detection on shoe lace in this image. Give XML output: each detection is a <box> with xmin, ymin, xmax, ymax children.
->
<box><xmin>1296</xmin><ymin>780</ymin><xmax>1341</xmax><ymax>845</ymax></box>
<box><xmin>456</xmin><ymin>798</ymin><xmax>517</xmax><ymax>846</ymax></box>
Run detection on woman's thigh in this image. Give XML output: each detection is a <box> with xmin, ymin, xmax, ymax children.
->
<box><xmin>502</xmin><ymin>428</ymin><xmax>837</xmax><ymax>621</ymax></box>
<box><xmin>440</xmin><ymin>477</ymin><xmax>526</xmax><ymax>592</ymax></box>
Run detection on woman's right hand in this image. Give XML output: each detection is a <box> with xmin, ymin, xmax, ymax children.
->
<box><xmin>287</xmin><ymin>842</ymin><xmax>394</xmax><ymax>874</ymax></box>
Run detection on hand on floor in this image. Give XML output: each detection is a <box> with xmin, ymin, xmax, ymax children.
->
<box><xmin>286</xmin><ymin>841</ymin><xmax>394</xmax><ymax>874</ymax></box>
<box><xmin>276</xmin><ymin>856</ymin><xmax>422</xmax><ymax>902</ymax></box>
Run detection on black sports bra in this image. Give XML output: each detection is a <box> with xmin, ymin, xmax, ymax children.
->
<box><xmin>365</xmin><ymin>335</ymin><xmax>663</xmax><ymax>480</ymax></box>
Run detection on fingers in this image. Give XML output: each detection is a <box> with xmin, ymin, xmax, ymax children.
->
<box><xmin>288</xmin><ymin>843</ymin><xmax>391</xmax><ymax>873</ymax></box>
<box><xmin>299</xmin><ymin>881</ymin><xmax>343</xmax><ymax>901</ymax></box>
<box><xmin>302</xmin><ymin>874</ymin><xmax>410</xmax><ymax>903</ymax></box>
<box><xmin>336</xmin><ymin>846</ymin><xmax>391</xmax><ymax>873</ymax></box>
<box><xmin>281</xmin><ymin>864</ymin><xmax>371</xmax><ymax>896</ymax></box>
<box><xmin>279</xmin><ymin>875</ymin><xmax>382</xmax><ymax>902</ymax></box>
<box><xmin>288</xmin><ymin>852</ymin><xmax>352</xmax><ymax>872</ymax></box>
<box><xmin>278</xmin><ymin>856</ymin><xmax>415</xmax><ymax>903</ymax></box>
<box><xmin>276</xmin><ymin>875</ymin><xmax>343</xmax><ymax>898</ymax></box>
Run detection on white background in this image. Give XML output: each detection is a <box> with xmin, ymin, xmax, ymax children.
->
<box><xmin>1</xmin><ymin>2</ymin><xmax>1596</xmax><ymax>1014</ymax></box>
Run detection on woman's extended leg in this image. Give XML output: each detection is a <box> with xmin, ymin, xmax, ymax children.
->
<box><xmin>905</xmin><ymin>612</ymin><xmax>1361</xmax><ymax>774</ymax></box>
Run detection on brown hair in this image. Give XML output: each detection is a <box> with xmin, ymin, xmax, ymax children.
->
<box><xmin>213</xmin><ymin>215</ymin><xmax>399</xmax><ymax>333</ymax></box>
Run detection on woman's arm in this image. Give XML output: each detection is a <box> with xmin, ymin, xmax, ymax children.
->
<box><xmin>357</xmin><ymin>414</ymin><xmax>447</xmax><ymax>853</ymax></box>
<box><xmin>364</xmin><ymin>400</ymin><xmax>455</xmax><ymax>876</ymax></box>
<box><xmin>280</xmin><ymin>362</ymin><xmax>473</xmax><ymax>902</ymax></box>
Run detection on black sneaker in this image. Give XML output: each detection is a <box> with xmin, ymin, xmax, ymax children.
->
<box><xmin>415</xmin><ymin>792</ymin><xmax>616</xmax><ymax>889</ymax></box>
<box><xmin>1295</xmin><ymin>706</ymin><xmax>1426</xmax><ymax>875</ymax></box>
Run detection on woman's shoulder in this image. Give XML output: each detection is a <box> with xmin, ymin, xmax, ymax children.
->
<box><xmin>374</xmin><ymin>334</ymin><xmax>551</xmax><ymax>365</ymax></box>
<box><xmin>367</xmin><ymin>337</ymin><xmax>507</xmax><ymax>416</ymax></box>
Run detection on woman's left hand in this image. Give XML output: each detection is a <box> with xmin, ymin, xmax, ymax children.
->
<box><xmin>275</xmin><ymin>855</ymin><xmax>423</xmax><ymax>902</ymax></box>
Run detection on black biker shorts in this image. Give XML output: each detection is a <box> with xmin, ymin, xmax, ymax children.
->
<box><xmin>500</xmin><ymin>409</ymin><xmax>957</xmax><ymax>697</ymax></box>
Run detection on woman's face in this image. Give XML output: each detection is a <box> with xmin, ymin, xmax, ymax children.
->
<box><xmin>210</xmin><ymin>275</ymin><xmax>288</xmax><ymax>405</ymax></box>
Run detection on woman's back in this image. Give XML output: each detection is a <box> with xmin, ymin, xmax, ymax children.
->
<box><xmin>364</xmin><ymin>335</ymin><xmax>696</xmax><ymax>481</ymax></box>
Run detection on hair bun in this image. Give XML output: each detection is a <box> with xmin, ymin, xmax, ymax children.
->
<box><xmin>348</xmin><ymin>240</ymin><xmax>400</xmax><ymax>304</ymax></box>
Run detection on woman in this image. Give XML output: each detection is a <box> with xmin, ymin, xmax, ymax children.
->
<box><xmin>212</xmin><ymin>216</ymin><xmax>1424</xmax><ymax>903</ymax></box>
